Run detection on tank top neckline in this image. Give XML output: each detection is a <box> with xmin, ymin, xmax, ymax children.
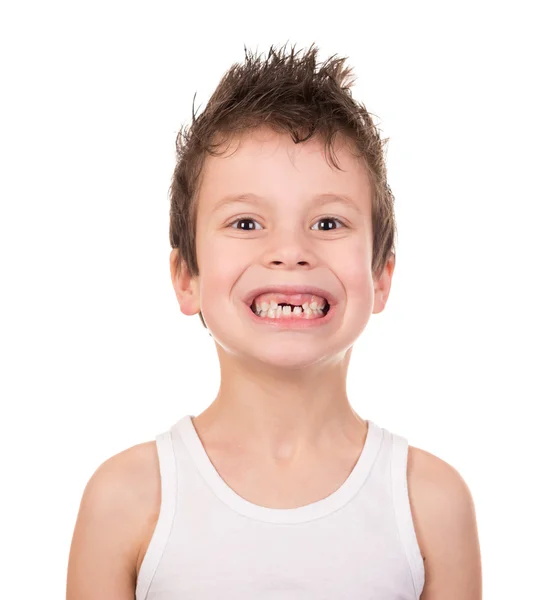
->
<box><xmin>174</xmin><ymin>414</ymin><xmax>384</xmax><ymax>524</ymax></box>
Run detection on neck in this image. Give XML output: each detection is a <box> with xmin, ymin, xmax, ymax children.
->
<box><xmin>192</xmin><ymin>345</ymin><xmax>365</xmax><ymax>466</ymax></box>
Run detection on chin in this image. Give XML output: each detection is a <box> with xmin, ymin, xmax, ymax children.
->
<box><xmin>244</xmin><ymin>343</ymin><xmax>347</xmax><ymax>370</ymax></box>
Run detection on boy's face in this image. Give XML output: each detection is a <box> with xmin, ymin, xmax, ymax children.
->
<box><xmin>171</xmin><ymin>126</ymin><xmax>394</xmax><ymax>369</ymax></box>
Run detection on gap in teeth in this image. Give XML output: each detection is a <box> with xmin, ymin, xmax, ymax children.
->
<box><xmin>251</xmin><ymin>300</ymin><xmax>329</xmax><ymax>319</ymax></box>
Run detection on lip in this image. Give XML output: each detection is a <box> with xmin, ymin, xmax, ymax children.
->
<box><xmin>243</xmin><ymin>299</ymin><xmax>337</xmax><ymax>329</ymax></box>
<box><xmin>243</xmin><ymin>285</ymin><xmax>338</xmax><ymax>308</ymax></box>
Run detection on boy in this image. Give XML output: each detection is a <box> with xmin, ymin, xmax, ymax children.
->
<box><xmin>66</xmin><ymin>44</ymin><xmax>482</xmax><ymax>599</ymax></box>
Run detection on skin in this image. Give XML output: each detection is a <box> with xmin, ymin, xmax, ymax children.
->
<box><xmin>66</xmin><ymin>126</ymin><xmax>482</xmax><ymax>600</ymax></box>
<box><xmin>170</xmin><ymin>125</ymin><xmax>394</xmax><ymax>465</ymax></box>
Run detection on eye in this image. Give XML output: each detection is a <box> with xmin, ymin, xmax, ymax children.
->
<box><xmin>311</xmin><ymin>217</ymin><xmax>347</xmax><ymax>231</ymax></box>
<box><xmin>228</xmin><ymin>217</ymin><xmax>263</xmax><ymax>231</ymax></box>
<box><xmin>227</xmin><ymin>216</ymin><xmax>347</xmax><ymax>231</ymax></box>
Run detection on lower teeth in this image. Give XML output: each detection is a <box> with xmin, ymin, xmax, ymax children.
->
<box><xmin>254</xmin><ymin>307</ymin><xmax>325</xmax><ymax>319</ymax></box>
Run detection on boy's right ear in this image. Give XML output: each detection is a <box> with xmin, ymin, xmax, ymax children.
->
<box><xmin>169</xmin><ymin>249</ymin><xmax>200</xmax><ymax>316</ymax></box>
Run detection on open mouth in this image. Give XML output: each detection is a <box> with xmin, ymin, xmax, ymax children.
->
<box><xmin>250</xmin><ymin>299</ymin><xmax>331</xmax><ymax>319</ymax></box>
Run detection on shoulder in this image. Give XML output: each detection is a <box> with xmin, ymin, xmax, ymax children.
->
<box><xmin>67</xmin><ymin>440</ymin><xmax>162</xmax><ymax>597</ymax></box>
<box><xmin>106</xmin><ymin>441</ymin><xmax>163</xmax><ymax>577</ymax></box>
<box><xmin>406</xmin><ymin>445</ymin><xmax>482</xmax><ymax>599</ymax></box>
<box><xmin>86</xmin><ymin>440</ymin><xmax>161</xmax><ymax>524</ymax></box>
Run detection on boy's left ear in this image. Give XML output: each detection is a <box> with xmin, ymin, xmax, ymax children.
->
<box><xmin>372</xmin><ymin>253</ymin><xmax>395</xmax><ymax>314</ymax></box>
<box><xmin>169</xmin><ymin>249</ymin><xmax>201</xmax><ymax>316</ymax></box>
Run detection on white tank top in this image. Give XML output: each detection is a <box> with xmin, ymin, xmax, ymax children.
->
<box><xmin>135</xmin><ymin>415</ymin><xmax>425</xmax><ymax>599</ymax></box>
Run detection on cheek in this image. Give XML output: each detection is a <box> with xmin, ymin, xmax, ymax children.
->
<box><xmin>343</xmin><ymin>267</ymin><xmax>374</xmax><ymax>311</ymax></box>
<box><xmin>329</xmin><ymin>239</ymin><xmax>373</xmax><ymax>292</ymax></box>
<box><xmin>198</xmin><ymin>236</ymin><xmax>246</xmax><ymax>292</ymax></box>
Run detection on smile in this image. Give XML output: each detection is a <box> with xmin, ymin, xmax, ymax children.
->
<box><xmin>251</xmin><ymin>299</ymin><xmax>330</xmax><ymax>319</ymax></box>
<box><xmin>244</xmin><ymin>299</ymin><xmax>336</xmax><ymax>329</ymax></box>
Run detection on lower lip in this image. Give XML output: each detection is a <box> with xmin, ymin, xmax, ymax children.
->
<box><xmin>244</xmin><ymin>302</ymin><xmax>337</xmax><ymax>329</ymax></box>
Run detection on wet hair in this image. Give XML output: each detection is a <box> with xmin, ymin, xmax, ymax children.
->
<box><xmin>169</xmin><ymin>42</ymin><xmax>396</xmax><ymax>328</ymax></box>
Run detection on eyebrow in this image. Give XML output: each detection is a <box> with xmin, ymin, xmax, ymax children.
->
<box><xmin>211</xmin><ymin>192</ymin><xmax>362</xmax><ymax>214</ymax></box>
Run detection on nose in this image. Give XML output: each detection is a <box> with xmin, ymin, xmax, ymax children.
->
<box><xmin>262</xmin><ymin>229</ymin><xmax>317</xmax><ymax>269</ymax></box>
<box><xmin>270</xmin><ymin>259</ymin><xmax>309</xmax><ymax>267</ymax></box>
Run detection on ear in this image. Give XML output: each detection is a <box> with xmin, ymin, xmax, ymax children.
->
<box><xmin>372</xmin><ymin>253</ymin><xmax>395</xmax><ymax>315</ymax></box>
<box><xmin>169</xmin><ymin>249</ymin><xmax>200</xmax><ymax>316</ymax></box>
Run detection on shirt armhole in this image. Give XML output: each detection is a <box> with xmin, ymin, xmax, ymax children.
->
<box><xmin>391</xmin><ymin>433</ymin><xmax>426</xmax><ymax>599</ymax></box>
<box><xmin>135</xmin><ymin>430</ymin><xmax>177</xmax><ymax>600</ymax></box>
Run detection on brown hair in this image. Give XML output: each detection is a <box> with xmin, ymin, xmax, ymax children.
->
<box><xmin>169</xmin><ymin>43</ymin><xmax>396</xmax><ymax>329</ymax></box>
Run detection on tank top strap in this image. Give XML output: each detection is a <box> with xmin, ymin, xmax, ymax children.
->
<box><xmin>390</xmin><ymin>431</ymin><xmax>425</xmax><ymax>598</ymax></box>
<box><xmin>135</xmin><ymin>430</ymin><xmax>177</xmax><ymax>600</ymax></box>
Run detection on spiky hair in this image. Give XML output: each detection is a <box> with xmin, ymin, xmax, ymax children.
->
<box><xmin>169</xmin><ymin>43</ymin><xmax>396</xmax><ymax>329</ymax></box>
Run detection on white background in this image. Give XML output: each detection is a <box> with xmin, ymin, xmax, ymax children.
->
<box><xmin>1</xmin><ymin>1</ymin><xmax>539</xmax><ymax>597</ymax></box>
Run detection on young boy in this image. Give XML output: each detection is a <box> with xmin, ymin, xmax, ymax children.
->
<box><xmin>66</xmin><ymin>44</ymin><xmax>482</xmax><ymax>599</ymax></box>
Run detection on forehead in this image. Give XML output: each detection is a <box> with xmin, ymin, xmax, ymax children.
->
<box><xmin>196</xmin><ymin>126</ymin><xmax>372</xmax><ymax>211</ymax></box>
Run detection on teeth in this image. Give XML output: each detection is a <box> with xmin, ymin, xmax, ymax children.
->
<box><xmin>253</xmin><ymin>295</ymin><xmax>327</xmax><ymax>319</ymax></box>
<box><xmin>254</xmin><ymin>302</ymin><xmax>325</xmax><ymax>314</ymax></box>
<box><xmin>252</xmin><ymin>293</ymin><xmax>329</xmax><ymax>320</ymax></box>
<box><xmin>254</xmin><ymin>305</ymin><xmax>325</xmax><ymax>319</ymax></box>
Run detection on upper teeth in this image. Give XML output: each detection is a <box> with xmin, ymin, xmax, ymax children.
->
<box><xmin>257</xmin><ymin>300</ymin><xmax>323</xmax><ymax>310</ymax></box>
<box><xmin>253</xmin><ymin>300</ymin><xmax>325</xmax><ymax>317</ymax></box>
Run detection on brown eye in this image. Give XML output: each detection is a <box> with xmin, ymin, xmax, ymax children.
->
<box><xmin>312</xmin><ymin>217</ymin><xmax>346</xmax><ymax>231</ymax></box>
<box><xmin>229</xmin><ymin>218</ymin><xmax>262</xmax><ymax>230</ymax></box>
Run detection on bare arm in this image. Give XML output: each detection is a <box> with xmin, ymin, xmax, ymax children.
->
<box><xmin>66</xmin><ymin>447</ymin><xmax>150</xmax><ymax>600</ymax></box>
<box><xmin>409</xmin><ymin>447</ymin><xmax>483</xmax><ymax>599</ymax></box>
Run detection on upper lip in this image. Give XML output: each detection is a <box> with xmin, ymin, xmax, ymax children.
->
<box><xmin>243</xmin><ymin>285</ymin><xmax>337</xmax><ymax>307</ymax></box>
